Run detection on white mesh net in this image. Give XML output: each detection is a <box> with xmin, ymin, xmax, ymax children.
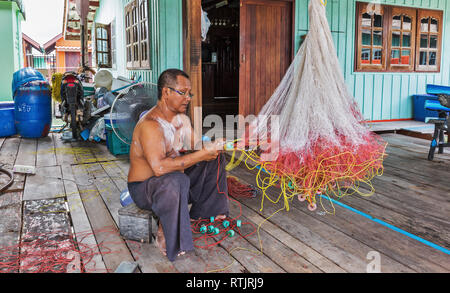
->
<box><xmin>253</xmin><ymin>0</ymin><xmax>369</xmax><ymax>154</ymax></box>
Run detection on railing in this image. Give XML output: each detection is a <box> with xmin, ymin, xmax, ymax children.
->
<box><xmin>26</xmin><ymin>54</ymin><xmax>56</xmax><ymax>70</ymax></box>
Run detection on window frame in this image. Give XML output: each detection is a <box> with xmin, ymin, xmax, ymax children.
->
<box><xmin>125</xmin><ymin>0</ymin><xmax>151</xmax><ymax>70</ymax></box>
<box><xmin>355</xmin><ymin>2</ymin><xmax>443</xmax><ymax>73</ymax></box>
<box><xmin>415</xmin><ymin>9</ymin><xmax>443</xmax><ymax>72</ymax></box>
<box><xmin>94</xmin><ymin>23</ymin><xmax>112</xmax><ymax>69</ymax></box>
<box><xmin>387</xmin><ymin>7</ymin><xmax>417</xmax><ymax>72</ymax></box>
<box><xmin>355</xmin><ymin>2</ymin><xmax>387</xmax><ymax>71</ymax></box>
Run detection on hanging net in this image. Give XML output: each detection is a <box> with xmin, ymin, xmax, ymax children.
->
<box><xmin>226</xmin><ymin>0</ymin><xmax>387</xmax><ymax>213</ymax></box>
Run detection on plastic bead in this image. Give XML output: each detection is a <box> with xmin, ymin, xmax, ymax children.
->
<box><xmin>223</xmin><ymin>220</ymin><xmax>230</xmax><ymax>228</ymax></box>
<box><xmin>308</xmin><ymin>202</ymin><xmax>317</xmax><ymax>211</ymax></box>
<box><xmin>298</xmin><ymin>194</ymin><xmax>307</xmax><ymax>202</ymax></box>
<box><xmin>227</xmin><ymin>230</ymin><xmax>235</xmax><ymax>237</ymax></box>
<box><xmin>210</xmin><ymin>216</ymin><xmax>215</xmax><ymax>223</ymax></box>
<box><xmin>288</xmin><ymin>181</ymin><xmax>294</xmax><ymax>190</ymax></box>
<box><xmin>225</xmin><ymin>142</ymin><xmax>234</xmax><ymax>151</ymax></box>
<box><xmin>208</xmin><ymin>225</ymin><xmax>215</xmax><ymax>233</ymax></box>
<box><xmin>200</xmin><ymin>225</ymin><xmax>207</xmax><ymax>234</ymax></box>
<box><xmin>236</xmin><ymin>220</ymin><xmax>242</xmax><ymax>227</ymax></box>
<box><xmin>214</xmin><ymin>228</ymin><xmax>220</xmax><ymax>235</ymax></box>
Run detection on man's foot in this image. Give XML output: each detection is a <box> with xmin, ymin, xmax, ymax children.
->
<box><xmin>215</xmin><ymin>214</ymin><xmax>227</xmax><ymax>221</ymax></box>
<box><xmin>156</xmin><ymin>222</ymin><xmax>167</xmax><ymax>256</ymax></box>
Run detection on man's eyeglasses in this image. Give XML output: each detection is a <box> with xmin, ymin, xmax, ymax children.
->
<box><xmin>168</xmin><ymin>87</ymin><xmax>194</xmax><ymax>99</ymax></box>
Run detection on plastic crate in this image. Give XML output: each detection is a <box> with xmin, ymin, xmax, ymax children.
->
<box><xmin>413</xmin><ymin>94</ymin><xmax>440</xmax><ymax>122</ymax></box>
<box><xmin>105</xmin><ymin>124</ymin><xmax>130</xmax><ymax>155</ymax></box>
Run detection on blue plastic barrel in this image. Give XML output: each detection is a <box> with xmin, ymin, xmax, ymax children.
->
<box><xmin>12</xmin><ymin>67</ymin><xmax>46</xmax><ymax>96</ymax></box>
<box><xmin>0</xmin><ymin>102</ymin><xmax>16</xmax><ymax>137</ymax></box>
<box><xmin>14</xmin><ymin>81</ymin><xmax>52</xmax><ymax>138</ymax></box>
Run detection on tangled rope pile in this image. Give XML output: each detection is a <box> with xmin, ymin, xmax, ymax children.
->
<box><xmin>0</xmin><ymin>227</ymin><xmax>120</xmax><ymax>273</ymax></box>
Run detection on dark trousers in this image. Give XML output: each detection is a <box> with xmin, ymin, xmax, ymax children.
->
<box><xmin>127</xmin><ymin>154</ymin><xmax>229</xmax><ymax>261</ymax></box>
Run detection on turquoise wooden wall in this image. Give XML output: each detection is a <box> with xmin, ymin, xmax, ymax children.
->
<box><xmin>0</xmin><ymin>1</ymin><xmax>24</xmax><ymax>101</ymax></box>
<box><xmin>94</xmin><ymin>0</ymin><xmax>183</xmax><ymax>85</ymax></box>
<box><xmin>296</xmin><ymin>0</ymin><xmax>450</xmax><ymax>121</ymax></box>
<box><xmin>94</xmin><ymin>0</ymin><xmax>449</xmax><ymax>121</ymax></box>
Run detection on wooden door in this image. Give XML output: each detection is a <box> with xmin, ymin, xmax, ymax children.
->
<box><xmin>239</xmin><ymin>0</ymin><xmax>293</xmax><ymax>117</ymax></box>
<box><xmin>183</xmin><ymin>0</ymin><xmax>202</xmax><ymax>127</ymax></box>
<box><xmin>65</xmin><ymin>52</ymin><xmax>81</xmax><ymax>72</ymax></box>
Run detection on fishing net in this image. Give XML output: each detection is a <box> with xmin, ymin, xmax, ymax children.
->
<box><xmin>227</xmin><ymin>0</ymin><xmax>387</xmax><ymax>213</ymax></box>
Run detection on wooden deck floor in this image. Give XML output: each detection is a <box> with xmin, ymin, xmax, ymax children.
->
<box><xmin>0</xmin><ymin>132</ymin><xmax>449</xmax><ymax>273</ymax></box>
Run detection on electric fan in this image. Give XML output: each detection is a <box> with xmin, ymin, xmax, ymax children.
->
<box><xmin>109</xmin><ymin>82</ymin><xmax>159</xmax><ymax>145</ymax></box>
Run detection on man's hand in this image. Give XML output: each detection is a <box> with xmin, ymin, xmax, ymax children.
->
<box><xmin>200</xmin><ymin>139</ymin><xmax>225</xmax><ymax>161</ymax></box>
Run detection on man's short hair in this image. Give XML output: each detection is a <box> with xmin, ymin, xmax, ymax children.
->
<box><xmin>157</xmin><ymin>69</ymin><xmax>190</xmax><ymax>100</ymax></box>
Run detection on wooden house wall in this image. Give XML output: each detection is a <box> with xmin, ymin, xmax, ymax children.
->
<box><xmin>94</xmin><ymin>0</ymin><xmax>184</xmax><ymax>84</ymax></box>
<box><xmin>94</xmin><ymin>0</ymin><xmax>449</xmax><ymax>121</ymax></box>
<box><xmin>296</xmin><ymin>0</ymin><xmax>450</xmax><ymax>121</ymax></box>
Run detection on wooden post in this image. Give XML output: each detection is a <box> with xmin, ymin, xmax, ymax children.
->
<box><xmin>184</xmin><ymin>0</ymin><xmax>202</xmax><ymax>130</ymax></box>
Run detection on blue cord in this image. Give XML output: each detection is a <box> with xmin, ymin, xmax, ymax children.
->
<box><xmin>255</xmin><ymin>165</ymin><xmax>450</xmax><ymax>255</ymax></box>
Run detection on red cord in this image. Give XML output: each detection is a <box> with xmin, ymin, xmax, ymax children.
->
<box><xmin>190</xmin><ymin>155</ymin><xmax>257</xmax><ymax>249</ymax></box>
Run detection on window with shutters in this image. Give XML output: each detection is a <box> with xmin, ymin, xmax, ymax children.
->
<box><xmin>95</xmin><ymin>23</ymin><xmax>112</xmax><ymax>68</ymax></box>
<box><xmin>356</xmin><ymin>2</ymin><xmax>443</xmax><ymax>72</ymax></box>
<box><xmin>125</xmin><ymin>0</ymin><xmax>150</xmax><ymax>70</ymax></box>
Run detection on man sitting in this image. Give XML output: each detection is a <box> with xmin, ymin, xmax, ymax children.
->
<box><xmin>127</xmin><ymin>69</ymin><xmax>229</xmax><ymax>261</ymax></box>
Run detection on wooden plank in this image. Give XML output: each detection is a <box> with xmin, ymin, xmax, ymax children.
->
<box><xmin>88</xmin><ymin>141</ymin><xmax>118</xmax><ymax>162</ymax></box>
<box><xmin>70</xmin><ymin>140</ymin><xmax>98</xmax><ymax>165</ymax></box>
<box><xmin>21</xmin><ymin>198</ymin><xmax>71</xmax><ymax>242</ymax></box>
<box><xmin>125</xmin><ymin>240</ymin><xmax>179</xmax><ymax>273</ymax></box>
<box><xmin>0</xmin><ymin>192</ymin><xmax>22</xmax><ymax>210</ymax></box>
<box><xmin>339</xmin><ymin>189</ymin><xmax>450</xmax><ymax>250</ymax></box>
<box><xmin>357</xmin><ymin>174</ymin><xmax>450</xmax><ymax>222</ymax></box>
<box><xmin>36</xmin><ymin>135</ymin><xmax>57</xmax><ymax>167</ymax></box>
<box><xmin>23</xmin><ymin>166</ymin><xmax>65</xmax><ymax>201</ymax></box>
<box><xmin>227</xmin><ymin>200</ymin><xmax>323</xmax><ymax>273</ymax></box>
<box><xmin>101</xmin><ymin>161</ymin><xmax>128</xmax><ymax>193</ymax></box>
<box><xmin>53</xmin><ymin>133</ymin><xmax>77</xmax><ymax>166</ymax></box>
<box><xmin>369</xmin><ymin>173</ymin><xmax>450</xmax><ymax>218</ymax></box>
<box><xmin>20</xmin><ymin>198</ymin><xmax>72</xmax><ymax>273</ymax></box>
<box><xmin>71</xmin><ymin>164</ymin><xmax>136</xmax><ymax>272</ymax></box>
<box><xmin>212</xmin><ymin>220</ymin><xmax>286</xmax><ymax>273</ymax></box>
<box><xmin>382</xmin><ymin>134</ymin><xmax>450</xmax><ymax>159</ymax></box>
<box><xmin>83</xmin><ymin>163</ymin><xmax>122</xmax><ymax>225</ymax></box>
<box><xmin>15</xmin><ymin>138</ymin><xmax>37</xmax><ymax>167</ymax></box>
<box><xmin>0</xmin><ymin>173</ymin><xmax>25</xmax><ymax>194</ymax></box>
<box><xmin>114</xmin><ymin>159</ymin><xmax>130</xmax><ymax>180</ymax></box>
<box><xmin>0</xmin><ymin>231</ymin><xmax>20</xmax><ymax>273</ymax></box>
<box><xmin>0</xmin><ymin>137</ymin><xmax>21</xmax><ymax>168</ymax></box>
<box><xmin>382</xmin><ymin>160</ymin><xmax>450</xmax><ymax>192</ymax></box>
<box><xmin>189</xmin><ymin>234</ymin><xmax>247</xmax><ymax>273</ymax></box>
<box><xmin>383</xmin><ymin>162</ymin><xmax>450</xmax><ymax>194</ymax></box>
<box><xmin>0</xmin><ymin>203</ymin><xmax>22</xmax><ymax>235</ymax></box>
<box><xmin>235</xmin><ymin>201</ymin><xmax>346</xmax><ymax>273</ymax></box>
<box><xmin>290</xmin><ymin>196</ymin><xmax>450</xmax><ymax>272</ymax></box>
<box><xmin>386</xmin><ymin>143</ymin><xmax>450</xmax><ymax>169</ymax></box>
<box><xmin>61</xmin><ymin>164</ymin><xmax>107</xmax><ymax>273</ymax></box>
<box><xmin>229</xmin><ymin>167</ymin><xmax>415</xmax><ymax>273</ymax></box>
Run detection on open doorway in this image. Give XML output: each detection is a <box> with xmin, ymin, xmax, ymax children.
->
<box><xmin>201</xmin><ymin>0</ymin><xmax>240</xmax><ymax>121</ymax></box>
